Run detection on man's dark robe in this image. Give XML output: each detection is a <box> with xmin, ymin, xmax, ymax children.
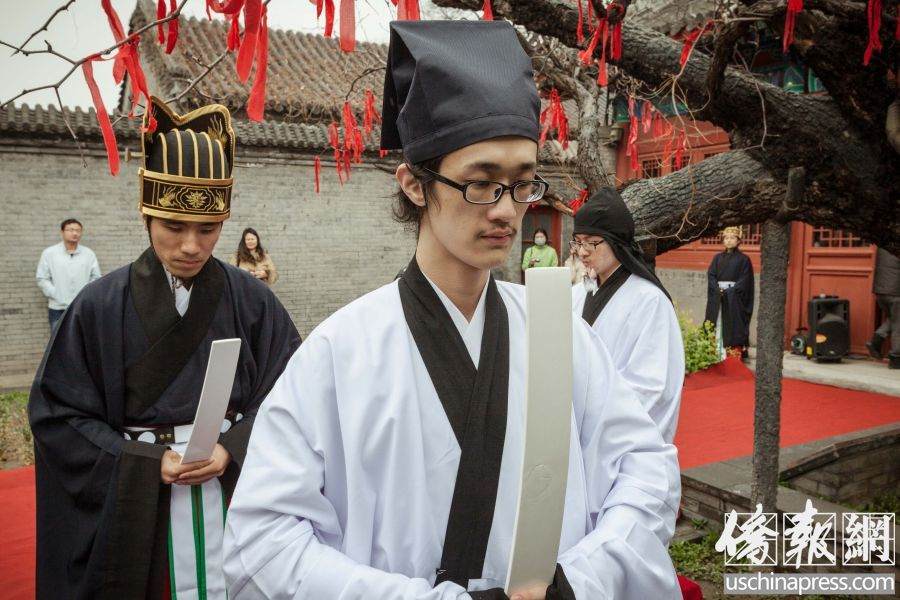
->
<box><xmin>704</xmin><ymin>249</ymin><xmax>754</xmax><ymax>347</ymax></box>
<box><xmin>29</xmin><ymin>248</ymin><xmax>301</xmax><ymax>600</ymax></box>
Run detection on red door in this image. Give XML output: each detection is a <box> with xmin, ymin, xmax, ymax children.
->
<box><xmin>521</xmin><ymin>206</ymin><xmax>562</xmax><ymax>283</ymax></box>
<box><xmin>785</xmin><ymin>225</ymin><xmax>877</xmax><ymax>355</ymax></box>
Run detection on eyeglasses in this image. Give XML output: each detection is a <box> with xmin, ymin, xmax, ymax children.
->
<box><xmin>422</xmin><ymin>169</ymin><xmax>549</xmax><ymax>205</ymax></box>
<box><xmin>569</xmin><ymin>240</ymin><xmax>606</xmax><ymax>253</ymax></box>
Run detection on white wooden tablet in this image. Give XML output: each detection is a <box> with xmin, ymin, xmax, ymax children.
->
<box><xmin>505</xmin><ymin>267</ymin><xmax>573</xmax><ymax>592</ymax></box>
<box><xmin>180</xmin><ymin>338</ymin><xmax>242</xmax><ymax>464</ymax></box>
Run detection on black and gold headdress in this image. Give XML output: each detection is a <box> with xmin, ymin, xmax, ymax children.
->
<box><xmin>139</xmin><ymin>97</ymin><xmax>235</xmax><ymax>222</ymax></box>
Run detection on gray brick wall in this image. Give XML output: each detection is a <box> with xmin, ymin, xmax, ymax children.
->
<box><xmin>0</xmin><ymin>141</ymin><xmax>575</xmax><ymax>379</ymax></box>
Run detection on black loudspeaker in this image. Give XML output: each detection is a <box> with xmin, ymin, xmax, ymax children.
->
<box><xmin>807</xmin><ymin>296</ymin><xmax>850</xmax><ymax>363</ymax></box>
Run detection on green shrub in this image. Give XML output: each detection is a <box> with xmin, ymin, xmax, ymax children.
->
<box><xmin>0</xmin><ymin>391</ymin><xmax>33</xmax><ymax>467</ymax></box>
<box><xmin>679</xmin><ymin>312</ymin><xmax>720</xmax><ymax>375</ymax></box>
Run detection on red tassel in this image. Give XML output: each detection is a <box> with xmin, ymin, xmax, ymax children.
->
<box><xmin>577</xmin><ymin>0</ymin><xmax>584</xmax><ymax>43</ymax></box>
<box><xmin>314</xmin><ymin>156</ymin><xmax>321</xmax><ymax>193</ymax></box>
<box><xmin>340</xmin><ymin>0</ymin><xmax>356</xmax><ymax>52</ymax></box>
<box><xmin>482</xmin><ymin>0</ymin><xmax>493</xmax><ymax>20</ymax></box>
<box><xmin>82</xmin><ymin>58</ymin><xmax>120</xmax><ymax>176</ymax></box>
<box><xmin>228</xmin><ymin>13</ymin><xmax>241</xmax><ymax>51</ymax></box>
<box><xmin>246</xmin><ymin>5</ymin><xmax>268</xmax><ymax>121</ymax></box>
<box><xmin>783</xmin><ymin>0</ymin><xmax>802</xmax><ymax>53</ymax></box>
<box><xmin>165</xmin><ymin>0</ymin><xmax>178</xmax><ymax>54</ymax></box>
<box><xmin>325</xmin><ymin>0</ymin><xmax>335</xmax><ymax>36</ymax></box>
<box><xmin>864</xmin><ymin>0</ymin><xmax>883</xmax><ymax>65</ymax></box>
<box><xmin>236</xmin><ymin>0</ymin><xmax>261</xmax><ymax>82</ymax></box>
<box><xmin>157</xmin><ymin>0</ymin><xmax>166</xmax><ymax>44</ymax></box>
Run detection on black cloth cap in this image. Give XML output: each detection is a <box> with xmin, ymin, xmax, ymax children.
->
<box><xmin>574</xmin><ymin>188</ymin><xmax>672</xmax><ymax>301</ymax></box>
<box><xmin>380</xmin><ymin>20</ymin><xmax>541</xmax><ymax>163</ymax></box>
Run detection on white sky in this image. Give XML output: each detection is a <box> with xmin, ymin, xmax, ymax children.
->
<box><xmin>1</xmin><ymin>0</ymin><xmax>467</xmax><ymax>110</ymax></box>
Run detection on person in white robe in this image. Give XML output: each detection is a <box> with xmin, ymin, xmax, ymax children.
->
<box><xmin>570</xmin><ymin>190</ymin><xmax>684</xmax><ymax>444</ymax></box>
<box><xmin>224</xmin><ymin>21</ymin><xmax>682</xmax><ymax>600</ymax></box>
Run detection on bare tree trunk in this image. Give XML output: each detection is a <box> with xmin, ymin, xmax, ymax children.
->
<box><xmin>751</xmin><ymin>167</ymin><xmax>804</xmax><ymax>511</ymax></box>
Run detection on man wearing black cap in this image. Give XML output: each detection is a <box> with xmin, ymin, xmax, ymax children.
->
<box><xmin>571</xmin><ymin>189</ymin><xmax>684</xmax><ymax>443</ymax></box>
<box><xmin>225</xmin><ymin>21</ymin><xmax>680</xmax><ymax>600</ymax></box>
<box><xmin>29</xmin><ymin>97</ymin><xmax>301</xmax><ymax>600</ymax></box>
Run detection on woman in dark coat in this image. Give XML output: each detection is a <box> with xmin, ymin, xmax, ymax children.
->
<box><xmin>705</xmin><ymin>227</ymin><xmax>754</xmax><ymax>360</ymax></box>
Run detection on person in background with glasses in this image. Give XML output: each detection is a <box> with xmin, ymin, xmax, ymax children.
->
<box><xmin>521</xmin><ymin>227</ymin><xmax>559</xmax><ymax>272</ymax></box>
<box><xmin>225</xmin><ymin>20</ymin><xmax>680</xmax><ymax>600</ymax></box>
<box><xmin>35</xmin><ymin>218</ymin><xmax>101</xmax><ymax>332</ymax></box>
<box><xmin>570</xmin><ymin>189</ymin><xmax>684</xmax><ymax>445</ymax></box>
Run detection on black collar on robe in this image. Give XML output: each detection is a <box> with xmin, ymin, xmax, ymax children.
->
<box><xmin>124</xmin><ymin>247</ymin><xmax>224</xmax><ymax>420</ymax></box>
<box><xmin>574</xmin><ymin>188</ymin><xmax>672</xmax><ymax>303</ymax></box>
<box><xmin>398</xmin><ymin>257</ymin><xmax>509</xmax><ymax>588</ymax></box>
<box><xmin>581</xmin><ymin>265</ymin><xmax>631</xmax><ymax>326</ymax></box>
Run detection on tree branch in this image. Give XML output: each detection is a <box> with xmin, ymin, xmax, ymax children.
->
<box><xmin>12</xmin><ymin>0</ymin><xmax>78</xmax><ymax>56</ymax></box>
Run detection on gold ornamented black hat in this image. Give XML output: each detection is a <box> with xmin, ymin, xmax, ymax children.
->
<box><xmin>139</xmin><ymin>97</ymin><xmax>235</xmax><ymax>222</ymax></box>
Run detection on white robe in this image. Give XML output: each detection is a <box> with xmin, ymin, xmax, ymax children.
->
<box><xmin>224</xmin><ymin>279</ymin><xmax>682</xmax><ymax>599</ymax></box>
<box><xmin>572</xmin><ymin>275</ymin><xmax>685</xmax><ymax>444</ymax></box>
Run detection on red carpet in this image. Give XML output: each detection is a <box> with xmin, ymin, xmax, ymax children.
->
<box><xmin>0</xmin><ymin>466</ymin><xmax>35</xmax><ymax>600</ymax></box>
<box><xmin>675</xmin><ymin>357</ymin><xmax>900</xmax><ymax>469</ymax></box>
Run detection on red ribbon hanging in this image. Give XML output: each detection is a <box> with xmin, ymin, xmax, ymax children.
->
<box><xmin>340</xmin><ymin>0</ymin><xmax>356</xmax><ymax>52</ymax></box>
<box><xmin>482</xmin><ymin>0</ymin><xmax>493</xmax><ymax>20</ymax></box>
<box><xmin>314</xmin><ymin>156</ymin><xmax>321</xmax><ymax>193</ymax></box>
<box><xmin>228</xmin><ymin>13</ymin><xmax>241</xmax><ymax>51</ymax></box>
<box><xmin>246</xmin><ymin>4</ymin><xmax>269</xmax><ymax>122</ymax></box>
<box><xmin>82</xmin><ymin>58</ymin><xmax>120</xmax><ymax>176</ymax></box>
<box><xmin>325</xmin><ymin>0</ymin><xmax>335</xmax><ymax>36</ymax></box>
<box><xmin>596</xmin><ymin>19</ymin><xmax>610</xmax><ymax>86</ymax></box>
<box><xmin>236</xmin><ymin>0</ymin><xmax>261</xmax><ymax>82</ymax></box>
<box><xmin>157</xmin><ymin>0</ymin><xmax>166</xmax><ymax>44</ymax></box>
<box><xmin>329</xmin><ymin>121</ymin><xmax>344</xmax><ymax>185</ymax></box>
<box><xmin>206</xmin><ymin>0</ymin><xmax>245</xmax><ymax>14</ymax></box>
<box><xmin>610</xmin><ymin>22</ymin><xmax>622</xmax><ymax>61</ymax></box>
<box><xmin>641</xmin><ymin>100</ymin><xmax>652</xmax><ymax>133</ymax></box>
<box><xmin>578</xmin><ymin>18</ymin><xmax>604</xmax><ymax>64</ymax></box>
<box><xmin>863</xmin><ymin>0</ymin><xmax>883</xmax><ymax>65</ymax></box>
<box><xmin>626</xmin><ymin>96</ymin><xmax>639</xmax><ymax>172</ymax></box>
<box><xmin>316</xmin><ymin>0</ymin><xmax>324</xmax><ymax>18</ymax></box>
<box><xmin>783</xmin><ymin>0</ymin><xmax>802</xmax><ymax>53</ymax></box>
<box><xmin>586</xmin><ymin>0</ymin><xmax>594</xmax><ymax>33</ymax></box>
<box><xmin>363</xmin><ymin>89</ymin><xmax>382</xmax><ymax>141</ymax></box>
<box><xmin>680</xmin><ymin>23</ymin><xmax>709</xmax><ymax>67</ymax></box>
<box><xmin>397</xmin><ymin>0</ymin><xmax>419</xmax><ymax>20</ymax></box>
<box><xmin>675</xmin><ymin>131</ymin><xmax>687</xmax><ymax>170</ymax></box>
<box><xmin>100</xmin><ymin>0</ymin><xmax>156</xmax><ymax>131</ymax></box>
<box><xmin>569</xmin><ymin>189</ymin><xmax>589</xmax><ymax>214</ymax></box>
<box><xmin>652</xmin><ymin>111</ymin><xmax>664</xmax><ymax>138</ymax></box>
<box><xmin>165</xmin><ymin>0</ymin><xmax>179</xmax><ymax>54</ymax></box>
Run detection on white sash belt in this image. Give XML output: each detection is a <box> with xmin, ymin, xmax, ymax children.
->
<box><xmin>718</xmin><ymin>280</ymin><xmax>736</xmax><ymax>290</ymax></box>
